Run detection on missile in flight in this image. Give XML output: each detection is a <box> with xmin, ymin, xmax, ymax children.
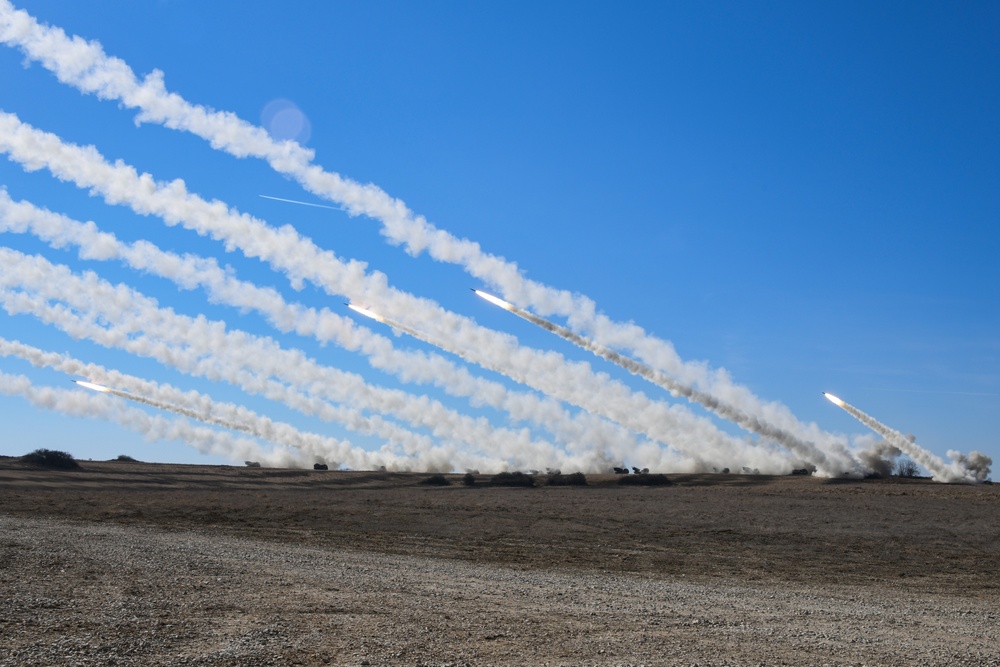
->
<box><xmin>74</xmin><ymin>379</ymin><xmax>112</xmax><ymax>393</ymax></box>
<box><xmin>822</xmin><ymin>392</ymin><xmax>845</xmax><ymax>407</ymax></box>
<box><xmin>472</xmin><ymin>288</ymin><xmax>841</xmax><ymax>472</ymax></box>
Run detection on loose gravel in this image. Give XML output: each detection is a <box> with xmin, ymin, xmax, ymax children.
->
<box><xmin>2</xmin><ymin>515</ymin><xmax>998</xmax><ymax>666</ymax></box>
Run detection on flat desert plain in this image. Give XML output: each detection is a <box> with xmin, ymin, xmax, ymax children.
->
<box><xmin>1</xmin><ymin>459</ymin><xmax>998</xmax><ymax>666</ymax></box>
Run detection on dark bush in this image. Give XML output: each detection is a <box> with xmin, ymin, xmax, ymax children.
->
<box><xmin>488</xmin><ymin>471</ymin><xmax>536</xmax><ymax>487</ymax></box>
<box><xmin>618</xmin><ymin>473</ymin><xmax>671</xmax><ymax>486</ymax></box>
<box><xmin>546</xmin><ymin>472</ymin><xmax>587</xmax><ymax>486</ymax></box>
<box><xmin>462</xmin><ymin>472</ymin><xmax>476</xmax><ymax>486</ymax></box>
<box><xmin>420</xmin><ymin>473</ymin><xmax>451</xmax><ymax>486</ymax></box>
<box><xmin>21</xmin><ymin>448</ymin><xmax>80</xmax><ymax>470</ymax></box>
<box><xmin>895</xmin><ymin>459</ymin><xmax>921</xmax><ymax>478</ymax></box>
<box><xmin>113</xmin><ymin>454</ymin><xmax>139</xmax><ymax>462</ymax></box>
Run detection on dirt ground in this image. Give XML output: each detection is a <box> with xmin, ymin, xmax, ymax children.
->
<box><xmin>2</xmin><ymin>459</ymin><xmax>999</xmax><ymax>665</ymax></box>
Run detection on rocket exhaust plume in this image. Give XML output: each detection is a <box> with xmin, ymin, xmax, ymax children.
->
<box><xmin>1</xmin><ymin>337</ymin><xmax>500</xmax><ymax>472</ymax></box>
<box><xmin>74</xmin><ymin>379</ymin><xmax>276</xmax><ymax>441</ymax></box>
<box><xmin>0</xmin><ymin>113</ymin><xmax>790</xmax><ymax>474</ymax></box>
<box><xmin>355</xmin><ymin>291</ymin><xmax>783</xmax><ymax>471</ymax></box>
<box><xmin>0</xmin><ymin>3</ymin><xmax>859</xmax><ymax>471</ymax></box>
<box><xmin>475</xmin><ymin>289</ymin><xmax>846</xmax><ymax>474</ymax></box>
<box><xmin>0</xmin><ymin>190</ymin><xmax>635</xmax><ymax>465</ymax></box>
<box><xmin>346</xmin><ymin>303</ymin><xmax>446</xmax><ymax>345</ymax></box>
<box><xmin>823</xmin><ymin>392</ymin><xmax>987</xmax><ymax>483</ymax></box>
<box><xmin>0</xmin><ymin>371</ymin><xmax>294</xmax><ymax>466</ymax></box>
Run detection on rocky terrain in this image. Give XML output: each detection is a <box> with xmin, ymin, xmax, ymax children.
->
<box><xmin>1</xmin><ymin>459</ymin><xmax>998</xmax><ymax>665</ymax></box>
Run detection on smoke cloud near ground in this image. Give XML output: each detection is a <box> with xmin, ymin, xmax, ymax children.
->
<box><xmin>824</xmin><ymin>393</ymin><xmax>990</xmax><ymax>483</ymax></box>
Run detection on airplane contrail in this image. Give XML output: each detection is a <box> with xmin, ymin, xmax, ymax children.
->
<box><xmin>0</xmin><ymin>5</ymin><xmax>847</xmax><ymax>465</ymax></box>
<box><xmin>0</xmin><ymin>112</ymin><xmax>790</xmax><ymax>474</ymax></box>
<box><xmin>474</xmin><ymin>288</ymin><xmax>854</xmax><ymax>475</ymax></box>
<box><xmin>259</xmin><ymin>194</ymin><xmax>338</xmax><ymax>210</ymax></box>
<box><xmin>822</xmin><ymin>392</ymin><xmax>988</xmax><ymax>483</ymax></box>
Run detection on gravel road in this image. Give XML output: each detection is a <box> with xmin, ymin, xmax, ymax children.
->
<box><xmin>2</xmin><ymin>515</ymin><xmax>998</xmax><ymax>666</ymax></box>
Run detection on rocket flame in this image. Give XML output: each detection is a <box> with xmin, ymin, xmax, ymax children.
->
<box><xmin>473</xmin><ymin>289</ymin><xmax>515</xmax><ymax>311</ymax></box>
<box><xmin>74</xmin><ymin>380</ymin><xmax>112</xmax><ymax>393</ymax></box>
<box><xmin>347</xmin><ymin>303</ymin><xmax>386</xmax><ymax>323</ymax></box>
<box><xmin>823</xmin><ymin>392</ymin><xmax>845</xmax><ymax>407</ymax></box>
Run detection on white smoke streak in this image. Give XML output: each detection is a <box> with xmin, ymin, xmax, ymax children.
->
<box><xmin>0</xmin><ymin>188</ymin><xmax>645</xmax><ymax>466</ymax></box>
<box><xmin>0</xmin><ymin>112</ymin><xmax>789</xmax><ymax>473</ymax></box>
<box><xmin>0</xmin><ymin>248</ymin><xmax>570</xmax><ymax>472</ymax></box>
<box><xmin>0</xmin><ymin>335</ymin><xmax>406</xmax><ymax>470</ymax></box>
<box><xmin>0</xmin><ymin>368</ymin><xmax>299</xmax><ymax>466</ymax></box>
<box><xmin>824</xmin><ymin>393</ymin><xmax>986</xmax><ymax>483</ymax></box>
<box><xmin>345</xmin><ymin>302</ymin><xmax>794</xmax><ymax>473</ymax></box>
<box><xmin>0</xmin><ymin>1</ymin><xmax>851</xmax><ymax>469</ymax></box>
<box><xmin>474</xmin><ymin>290</ymin><xmax>854</xmax><ymax>475</ymax></box>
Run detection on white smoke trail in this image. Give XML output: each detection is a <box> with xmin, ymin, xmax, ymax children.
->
<box><xmin>474</xmin><ymin>290</ymin><xmax>852</xmax><ymax>474</ymax></box>
<box><xmin>0</xmin><ymin>188</ymin><xmax>645</xmax><ymax>467</ymax></box>
<box><xmin>0</xmin><ymin>368</ymin><xmax>299</xmax><ymax>466</ymax></box>
<box><xmin>0</xmin><ymin>248</ymin><xmax>574</xmax><ymax>472</ymax></box>
<box><xmin>823</xmin><ymin>393</ymin><xmax>986</xmax><ymax>483</ymax></box>
<box><xmin>0</xmin><ymin>336</ymin><xmax>417</xmax><ymax>470</ymax></box>
<box><xmin>0</xmin><ymin>1</ymin><xmax>850</xmax><ymax>466</ymax></box>
<box><xmin>0</xmin><ymin>112</ymin><xmax>787</xmax><ymax>473</ymax></box>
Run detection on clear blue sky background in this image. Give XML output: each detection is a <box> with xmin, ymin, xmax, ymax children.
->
<box><xmin>0</xmin><ymin>1</ymin><xmax>997</xmax><ymax>470</ymax></box>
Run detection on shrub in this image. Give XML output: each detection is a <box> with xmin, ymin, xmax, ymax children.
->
<box><xmin>895</xmin><ymin>458</ymin><xmax>921</xmax><ymax>478</ymax></box>
<box><xmin>618</xmin><ymin>473</ymin><xmax>671</xmax><ymax>486</ymax></box>
<box><xmin>462</xmin><ymin>472</ymin><xmax>476</xmax><ymax>486</ymax></box>
<box><xmin>21</xmin><ymin>448</ymin><xmax>80</xmax><ymax>470</ymax></box>
<box><xmin>114</xmin><ymin>454</ymin><xmax>139</xmax><ymax>462</ymax></box>
<box><xmin>488</xmin><ymin>471</ymin><xmax>536</xmax><ymax>487</ymax></box>
<box><xmin>420</xmin><ymin>473</ymin><xmax>451</xmax><ymax>486</ymax></box>
<box><xmin>546</xmin><ymin>472</ymin><xmax>588</xmax><ymax>486</ymax></box>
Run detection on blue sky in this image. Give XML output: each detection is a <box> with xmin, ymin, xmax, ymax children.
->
<box><xmin>0</xmin><ymin>1</ymin><xmax>997</xmax><ymax>474</ymax></box>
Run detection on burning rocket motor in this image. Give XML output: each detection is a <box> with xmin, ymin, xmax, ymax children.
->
<box><xmin>73</xmin><ymin>379</ymin><xmax>263</xmax><ymax>443</ymax></box>
<box><xmin>74</xmin><ymin>379</ymin><xmax>112</xmax><ymax>393</ymax></box>
<box><xmin>822</xmin><ymin>391</ymin><xmax>980</xmax><ymax>483</ymax></box>
<box><xmin>471</xmin><ymin>288</ymin><xmax>843</xmax><ymax>474</ymax></box>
